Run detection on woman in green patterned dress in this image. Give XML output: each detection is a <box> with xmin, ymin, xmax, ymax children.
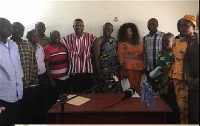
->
<box><xmin>155</xmin><ymin>32</ymin><xmax>174</xmax><ymax>98</ymax></box>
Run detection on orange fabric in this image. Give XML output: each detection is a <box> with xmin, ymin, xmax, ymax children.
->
<box><xmin>183</xmin><ymin>15</ymin><xmax>196</xmax><ymax>26</ymax></box>
<box><xmin>169</xmin><ymin>39</ymin><xmax>188</xmax><ymax>80</ymax></box>
<box><xmin>173</xmin><ymin>79</ymin><xmax>188</xmax><ymax>124</ymax></box>
<box><xmin>117</xmin><ymin>42</ymin><xmax>145</xmax><ymax>70</ymax></box>
<box><xmin>120</xmin><ymin>69</ymin><xmax>142</xmax><ymax>95</ymax></box>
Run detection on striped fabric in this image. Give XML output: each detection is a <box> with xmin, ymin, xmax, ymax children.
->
<box><xmin>44</xmin><ymin>44</ymin><xmax>69</xmax><ymax>80</ymax></box>
<box><xmin>143</xmin><ymin>31</ymin><xmax>165</xmax><ymax>71</ymax></box>
<box><xmin>61</xmin><ymin>32</ymin><xmax>96</xmax><ymax>75</ymax></box>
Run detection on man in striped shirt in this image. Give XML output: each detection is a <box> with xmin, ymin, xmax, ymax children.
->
<box><xmin>61</xmin><ymin>19</ymin><xmax>97</xmax><ymax>93</ymax></box>
<box><xmin>45</xmin><ymin>30</ymin><xmax>70</xmax><ymax>107</ymax></box>
<box><xmin>143</xmin><ymin>18</ymin><xmax>165</xmax><ymax>81</ymax></box>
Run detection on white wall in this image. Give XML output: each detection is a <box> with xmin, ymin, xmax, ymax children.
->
<box><xmin>0</xmin><ymin>0</ymin><xmax>199</xmax><ymax>41</ymax></box>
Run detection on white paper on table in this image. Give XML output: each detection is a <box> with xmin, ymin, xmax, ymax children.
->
<box><xmin>149</xmin><ymin>66</ymin><xmax>162</xmax><ymax>78</ymax></box>
<box><xmin>132</xmin><ymin>92</ymin><xmax>140</xmax><ymax>97</ymax></box>
<box><xmin>113</xmin><ymin>75</ymin><xmax>119</xmax><ymax>82</ymax></box>
<box><xmin>121</xmin><ymin>78</ymin><xmax>130</xmax><ymax>91</ymax></box>
<box><xmin>66</xmin><ymin>95</ymin><xmax>90</xmax><ymax>106</ymax></box>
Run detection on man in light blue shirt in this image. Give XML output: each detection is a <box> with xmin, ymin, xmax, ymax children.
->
<box><xmin>0</xmin><ymin>18</ymin><xmax>23</xmax><ymax>125</ymax></box>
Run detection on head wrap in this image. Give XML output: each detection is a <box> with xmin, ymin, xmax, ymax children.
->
<box><xmin>183</xmin><ymin>15</ymin><xmax>196</xmax><ymax>26</ymax></box>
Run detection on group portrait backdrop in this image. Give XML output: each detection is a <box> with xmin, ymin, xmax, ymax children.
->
<box><xmin>0</xmin><ymin>0</ymin><xmax>199</xmax><ymax>42</ymax></box>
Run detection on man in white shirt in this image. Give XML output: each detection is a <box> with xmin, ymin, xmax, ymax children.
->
<box><xmin>0</xmin><ymin>18</ymin><xmax>23</xmax><ymax>125</ymax></box>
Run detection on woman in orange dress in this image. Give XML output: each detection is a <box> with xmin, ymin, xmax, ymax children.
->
<box><xmin>169</xmin><ymin>15</ymin><xmax>196</xmax><ymax>124</ymax></box>
<box><xmin>117</xmin><ymin>23</ymin><xmax>145</xmax><ymax>95</ymax></box>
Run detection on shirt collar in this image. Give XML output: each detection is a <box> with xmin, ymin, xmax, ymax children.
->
<box><xmin>73</xmin><ymin>32</ymin><xmax>85</xmax><ymax>38</ymax></box>
<box><xmin>36</xmin><ymin>43</ymin><xmax>43</xmax><ymax>49</ymax></box>
<box><xmin>42</xmin><ymin>35</ymin><xmax>50</xmax><ymax>40</ymax></box>
<box><xmin>147</xmin><ymin>31</ymin><xmax>161</xmax><ymax>37</ymax></box>
<box><xmin>0</xmin><ymin>38</ymin><xmax>11</xmax><ymax>45</ymax></box>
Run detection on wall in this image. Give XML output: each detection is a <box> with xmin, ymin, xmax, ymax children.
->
<box><xmin>0</xmin><ymin>0</ymin><xmax>199</xmax><ymax>41</ymax></box>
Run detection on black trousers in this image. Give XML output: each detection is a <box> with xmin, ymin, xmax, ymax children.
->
<box><xmin>145</xmin><ymin>70</ymin><xmax>157</xmax><ymax>92</ymax></box>
<box><xmin>46</xmin><ymin>78</ymin><xmax>71</xmax><ymax>111</ymax></box>
<box><xmin>70</xmin><ymin>73</ymin><xmax>93</xmax><ymax>94</ymax></box>
<box><xmin>17</xmin><ymin>85</ymin><xmax>48</xmax><ymax>124</ymax></box>
<box><xmin>145</xmin><ymin>70</ymin><xmax>151</xmax><ymax>81</ymax></box>
<box><xmin>188</xmin><ymin>88</ymin><xmax>199</xmax><ymax>124</ymax></box>
<box><xmin>0</xmin><ymin>99</ymin><xmax>18</xmax><ymax>125</ymax></box>
<box><xmin>38</xmin><ymin>73</ymin><xmax>47</xmax><ymax>85</ymax></box>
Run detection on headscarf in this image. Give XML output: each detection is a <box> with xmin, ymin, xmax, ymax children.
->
<box><xmin>183</xmin><ymin>15</ymin><xmax>196</xmax><ymax>26</ymax></box>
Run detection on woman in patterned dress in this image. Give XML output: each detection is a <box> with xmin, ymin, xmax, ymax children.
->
<box><xmin>169</xmin><ymin>15</ymin><xmax>196</xmax><ymax>124</ymax></box>
<box><xmin>117</xmin><ymin>23</ymin><xmax>145</xmax><ymax>95</ymax></box>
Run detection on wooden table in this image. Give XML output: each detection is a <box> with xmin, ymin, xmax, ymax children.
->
<box><xmin>45</xmin><ymin>93</ymin><xmax>172</xmax><ymax>124</ymax></box>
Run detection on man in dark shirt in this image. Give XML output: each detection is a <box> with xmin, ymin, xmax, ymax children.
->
<box><xmin>35</xmin><ymin>22</ymin><xmax>50</xmax><ymax>47</ymax></box>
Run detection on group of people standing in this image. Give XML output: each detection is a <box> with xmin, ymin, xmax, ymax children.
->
<box><xmin>0</xmin><ymin>11</ymin><xmax>199</xmax><ymax>125</ymax></box>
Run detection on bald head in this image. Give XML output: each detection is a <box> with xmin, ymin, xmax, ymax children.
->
<box><xmin>26</xmin><ymin>29</ymin><xmax>39</xmax><ymax>44</ymax></box>
<box><xmin>35</xmin><ymin>22</ymin><xmax>45</xmax><ymax>28</ymax></box>
<box><xmin>103</xmin><ymin>22</ymin><xmax>113</xmax><ymax>38</ymax></box>
<box><xmin>0</xmin><ymin>18</ymin><xmax>12</xmax><ymax>39</ymax></box>
<box><xmin>12</xmin><ymin>22</ymin><xmax>25</xmax><ymax>38</ymax></box>
<box><xmin>50</xmin><ymin>30</ymin><xmax>61</xmax><ymax>43</ymax></box>
<box><xmin>103</xmin><ymin>22</ymin><xmax>113</xmax><ymax>29</ymax></box>
<box><xmin>35</xmin><ymin>22</ymin><xmax>46</xmax><ymax>36</ymax></box>
<box><xmin>12</xmin><ymin>22</ymin><xmax>24</xmax><ymax>28</ymax></box>
<box><xmin>147</xmin><ymin>18</ymin><xmax>158</xmax><ymax>33</ymax></box>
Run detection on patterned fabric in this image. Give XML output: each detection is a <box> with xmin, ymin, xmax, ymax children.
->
<box><xmin>175</xmin><ymin>35</ymin><xmax>184</xmax><ymax>40</ymax></box>
<box><xmin>39</xmin><ymin>35</ymin><xmax>51</xmax><ymax>47</ymax></box>
<box><xmin>169</xmin><ymin>39</ymin><xmax>188</xmax><ymax>80</ymax></box>
<box><xmin>183</xmin><ymin>15</ymin><xmax>196</xmax><ymax>26</ymax></box>
<box><xmin>61</xmin><ymin>32</ymin><xmax>96</xmax><ymax>75</ymax></box>
<box><xmin>173</xmin><ymin>79</ymin><xmax>188</xmax><ymax>124</ymax></box>
<box><xmin>118</xmin><ymin>42</ymin><xmax>145</xmax><ymax>70</ymax></box>
<box><xmin>18</xmin><ymin>40</ymin><xmax>38</xmax><ymax>86</ymax></box>
<box><xmin>155</xmin><ymin>51</ymin><xmax>173</xmax><ymax>95</ymax></box>
<box><xmin>0</xmin><ymin>39</ymin><xmax>23</xmax><ymax>102</ymax></box>
<box><xmin>157</xmin><ymin>51</ymin><xmax>173</xmax><ymax>68</ymax></box>
<box><xmin>100</xmin><ymin>37</ymin><xmax>118</xmax><ymax>78</ymax></box>
<box><xmin>44</xmin><ymin>44</ymin><xmax>69</xmax><ymax>80</ymax></box>
<box><xmin>99</xmin><ymin>37</ymin><xmax>119</xmax><ymax>93</ymax></box>
<box><xmin>143</xmin><ymin>31</ymin><xmax>165</xmax><ymax>71</ymax></box>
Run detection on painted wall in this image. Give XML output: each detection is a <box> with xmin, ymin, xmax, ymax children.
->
<box><xmin>0</xmin><ymin>0</ymin><xmax>199</xmax><ymax>41</ymax></box>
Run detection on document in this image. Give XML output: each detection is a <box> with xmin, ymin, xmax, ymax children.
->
<box><xmin>149</xmin><ymin>66</ymin><xmax>162</xmax><ymax>78</ymax></box>
<box><xmin>66</xmin><ymin>95</ymin><xmax>90</xmax><ymax>106</ymax></box>
<box><xmin>132</xmin><ymin>92</ymin><xmax>140</xmax><ymax>97</ymax></box>
<box><xmin>121</xmin><ymin>78</ymin><xmax>130</xmax><ymax>91</ymax></box>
